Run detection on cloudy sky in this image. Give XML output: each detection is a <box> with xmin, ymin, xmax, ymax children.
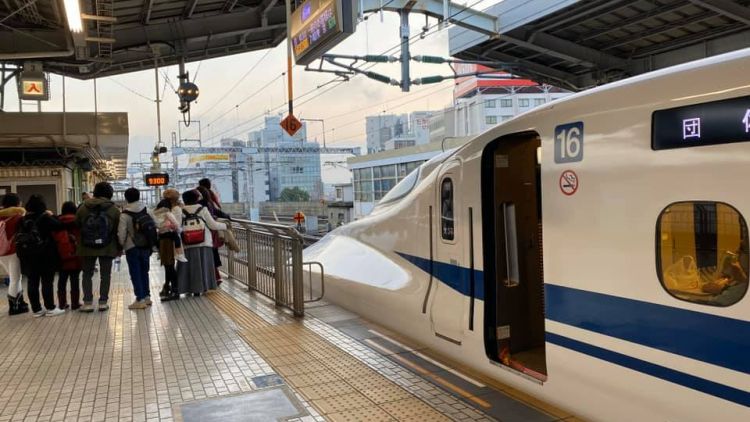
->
<box><xmin>3</xmin><ymin>1</ymin><xmax>500</xmax><ymax>183</ymax></box>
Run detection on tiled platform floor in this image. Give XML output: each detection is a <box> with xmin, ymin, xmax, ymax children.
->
<box><xmin>0</xmin><ymin>260</ymin><xmax>573</xmax><ymax>422</ymax></box>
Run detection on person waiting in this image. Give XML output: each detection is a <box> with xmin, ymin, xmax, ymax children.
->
<box><xmin>118</xmin><ymin>188</ymin><xmax>157</xmax><ymax>310</ymax></box>
<box><xmin>0</xmin><ymin>193</ymin><xmax>29</xmax><ymax>315</ymax></box>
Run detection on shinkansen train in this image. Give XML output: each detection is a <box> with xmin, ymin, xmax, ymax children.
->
<box><xmin>304</xmin><ymin>48</ymin><xmax>750</xmax><ymax>421</ymax></box>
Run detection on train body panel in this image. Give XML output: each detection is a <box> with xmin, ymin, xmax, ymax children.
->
<box><xmin>304</xmin><ymin>48</ymin><xmax>750</xmax><ymax>421</ymax></box>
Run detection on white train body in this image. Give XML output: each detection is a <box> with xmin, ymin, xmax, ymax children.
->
<box><xmin>304</xmin><ymin>49</ymin><xmax>750</xmax><ymax>421</ymax></box>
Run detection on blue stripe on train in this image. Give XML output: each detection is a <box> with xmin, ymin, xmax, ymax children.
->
<box><xmin>396</xmin><ymin>251</ymin><xmax>485</xmax><ymax>300</ymax></box>
<box><xmin>396</xmin><ymin>251</ymin><xmax>750</xmax><ymax>375</ymax></box>
<box><xmin>546</xmin><ymin>284</ymin><xmax>750</xmax><ymax>375</ymax></box>
<box><xmin>546</xmin><ymin>332</ymin><xmax>750</xmax><ymax>408</ymax></box>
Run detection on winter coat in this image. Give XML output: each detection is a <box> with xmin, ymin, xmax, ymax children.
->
<box><xmin>117</xmin><ymin>201</ymin><xmax>153</xmax><ymax>252</ymax></box>
<box><xmin>0</xmin><ymin>206</ymin><xmax>26</xmax><ymax>256</ymax></box>
<box><xmin>19</xmin><ymin>211</ymin><xmax>62</xmax><ymax>275</ymax></box>
<box><xmin>56</xmin><ymin>214</ymin><xmax>83</xmax><ymax>271</ymax></box>
<box><xmin>180</xmin><ymin>204</ymin><xmax>226</xmax><ymax>249</ymax></box>
<box><xmin>74</xmin><ymin>197</ymin><xmax>121</xmax><ymax>257</ymax></box>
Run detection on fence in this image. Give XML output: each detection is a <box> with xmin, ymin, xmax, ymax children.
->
<box><xmin>217</xmin><ymin>218</ymin><xmax>324</xmax><ymax>316</ymax></box>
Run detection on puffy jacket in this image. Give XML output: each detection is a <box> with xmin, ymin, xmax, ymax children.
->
<box><xmin>19</xmin><ymin>211</ymin><xmax>62</xmax><ymax>275</ymax></box>
<box><xmin>56</xmin><ymin>214</ymin><xmax>83</xmax><ymax>271</ymax></box>
<box><xmin>75</xmin><ymin>197</ymin><xmax>121</xmax><ymax>257</ymax></box>
<box><xmin>0</xmin><ymin>206</ymin><xmax>26</xmax><ymax>256</ymax></box>
<box><xmin>118</xmin><ymin>201</ymin><xmax>153</xmax><ymax>251</ymax></box>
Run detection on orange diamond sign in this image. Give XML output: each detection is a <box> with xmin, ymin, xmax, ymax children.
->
<box><xmin>280</xmin><ymin>114</ymin><xmax>302</xmax><ymax>137</ymax></box>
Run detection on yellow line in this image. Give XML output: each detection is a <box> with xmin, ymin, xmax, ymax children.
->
<box><xmin>363</xmin><ymin>339</ymin><xmax>492</xmax><ymax>409</ymax></box>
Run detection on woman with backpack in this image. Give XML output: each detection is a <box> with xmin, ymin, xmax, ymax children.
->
<box><xmin>54</xmin><ymin>201</ymin><xmax>83</xmax><ymax>310</ymax></box>
<box><xmin>154</xmin><ymin>189</ymin><xmax>186</xmax><ymax>302</ymax></box>
<box><xmin>177</xmin><ymin>189</ymin><xmax>226</xmax><ymax>296</ymax></box>
<box><xmin>0</xmin><ymin>193</ymin><xmax>30</xmax><ymax>315</ymax></box>
<box><xmin>196</xmin><ymin>185</ymin><xmax>230</xmax><ymax>286</ymax></box>
<box><xmin>17</xmin><ymin>194</ymin><xmax>64</xmax><ymax>317</ymax></box>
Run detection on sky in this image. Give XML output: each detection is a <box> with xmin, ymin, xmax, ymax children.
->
<box><xmin>3</xmin><ymin>1</ymin><xmax>501</xmax><ymax>184</ymax></box>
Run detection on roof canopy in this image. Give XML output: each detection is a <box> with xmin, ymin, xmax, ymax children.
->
<box><xmin>450</xmin><ymin>0</ymin><xmax>750</xmax><ymax>91</ymax></box>
<box><xmin>0</xmin><ymin>0</ymin><xmax>286</xmax><ymax>79</ymax></box>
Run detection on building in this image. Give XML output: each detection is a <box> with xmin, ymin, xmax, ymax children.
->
<box><xmin>365</xmin><ymin>114</ymin><xmax>407</xmax><ymax>153</ymax></box>
<box><xmin>350</xmin><ymin>68</ymin><xmax>571</xmax><ymax>219</ymax></box>
<box><xmin>249</xmin><ymin>115</ymin><xmax>323</xmax><ymax>201</ymax></box>
<box><xmin>349</xmin><ymin>138</ymin><xmax>470</xmax><ymax>219</ymax></box>
<box><xmin>450</xmin><ymin>64</ymin><xmax>571</xmax><ymax>136</ymax></box>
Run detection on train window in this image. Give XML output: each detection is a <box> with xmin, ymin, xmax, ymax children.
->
<box><xmin>379</xmin><ymin>167</ymin><xmax>420</xmax><ymax>205</ymax></box>
<box><xmin>441</xmin><ymin>178</ymin><xmax>455</xmax><ymax>240</ymax></box>
<box><xmin>657</xmin><ymin>201</ymin><xmax>749</xmax><ymax>306</ymax></box>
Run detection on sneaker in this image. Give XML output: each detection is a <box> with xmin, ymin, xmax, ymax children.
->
<box><xmin>128</xmin><ymin>301</ymin><xmax>148</xmax><ymax>310</ymax></box>
<box><xmin>144</xmin><ymin>296</ymin><xmax>153</xmax><ymax>306</ymax></box>
<box><xmin>79</xmin><ymin>303</ymin><xmax>94</xmax><ymax>313</ymax></box>
<box><xmin>97</xmin><ymin>302</ymin><xmax>109</xmax><ymax>311</ymax></box>
<box><xmin>46</xmin><ymin>308</ymin><xmax>65</xmax><ymax>317</ymax></box>
<box><xmin>32</xmin><ymin>310</ymin><xmax>46</xmax><ymax>317</ymax></box>
<box><xmin>176</xmin><ymin>253</ymin><xmax>188</xmax><ymax>263</ymax></box>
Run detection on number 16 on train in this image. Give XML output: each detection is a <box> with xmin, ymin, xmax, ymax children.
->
<box><xmin>554</xmin><ymin>122</ymin><xmax>584</xmax><ymax>163</ymax></box>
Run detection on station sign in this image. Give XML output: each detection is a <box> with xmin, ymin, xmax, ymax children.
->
<box><xmin>144</xmin><ymin>173</ymin><xmax>170</xmax><ymax>187</ymax></box>
<box><xmin>17</xmin><ymin>62</ymin><xmax>49</xmax><ymax>101</ymax></box>
<box><xmin>652</xmin><ymin>96</ymin><xmax>750</xmax><ymax>150</ymax></box>
<box><xmin>289</xmin><ymin>0</ymin><xmax>356</xmax><ymax>65</ymax></box>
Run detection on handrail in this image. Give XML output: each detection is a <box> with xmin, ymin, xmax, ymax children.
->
<box><xmin>217</xmin><ymin>218</ymin><xmax>324</xmax><ymax>316</ymax></box>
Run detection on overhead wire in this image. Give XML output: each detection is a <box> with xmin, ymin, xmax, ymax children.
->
<box><xmin>202</xmin><ymin>0</ymin><xmax>494</xmax><ymax>144</ymax></box>
<box><xmin>109</xmin><ymin>78</ymin><xmax>155</xmax><ymax>102</ymax></box>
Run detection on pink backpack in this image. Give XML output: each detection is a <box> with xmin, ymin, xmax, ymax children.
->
<box><xmin>0</xmin><ymin>219</ymin><xmax>12</xmax><ymax>256</ymax></box>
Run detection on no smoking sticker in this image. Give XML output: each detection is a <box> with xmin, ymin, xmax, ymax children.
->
<box><xmin>559</xmin><ymin>170</ymin><xmax>579</xmax><ymax>196</ymax></box>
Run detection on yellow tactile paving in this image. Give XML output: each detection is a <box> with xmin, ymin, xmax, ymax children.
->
<box><xmin>207</xmin><ymin>290</ymin><xmax>452</xmax><ymax>421</ymax></box>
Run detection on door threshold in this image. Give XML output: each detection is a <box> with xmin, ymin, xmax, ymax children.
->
<box><xmin>489</xmin><ymin>359</ymin><xmax>547</xmax><ymax>384</ymax></box>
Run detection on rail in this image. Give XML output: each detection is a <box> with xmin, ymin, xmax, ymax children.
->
<box><xmin>217</xmin><ymin>218</ymin><xmax>324</xmax><ymax>316</ymax></box>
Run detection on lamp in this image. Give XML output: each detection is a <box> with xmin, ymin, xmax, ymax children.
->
<box><xmin>63</xmin><ymin>0</ymin><xmax>83</xmax><ymax>33</ymax></box>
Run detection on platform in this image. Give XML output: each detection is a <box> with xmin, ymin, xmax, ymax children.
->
<box><xmin>0</xmin><ymin>260</ymin><xmax>577</xmax><ymax>422</ymax></box>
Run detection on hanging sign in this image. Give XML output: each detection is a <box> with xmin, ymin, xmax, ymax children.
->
<box><xmin>144</xmin><ymin>173</ymin><xmax>170</xmax><ymax>187</ymax></box>
<box><xmin>281</xmin><ymin>114</ymin><xmax>303</xmax><ymax>137</ymax></box>
<box><xmin>289</xmin><ymin>0</ymin><xmax>356</xmax><ymax>65</ymax></box>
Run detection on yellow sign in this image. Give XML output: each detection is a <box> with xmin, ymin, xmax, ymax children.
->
<box><xmin>22</xmin><ymin>79</ymin><xmax>45</xmax><ymax>97</ymax></box>
<box><xmin>188</xmin><ymin>154</ymin><xmax>230</xmax><ymax>164</ymax></box>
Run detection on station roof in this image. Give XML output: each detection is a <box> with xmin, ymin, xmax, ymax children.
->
<box><xmin>0</xmin><ymin>112</ymin><xmax>129</xmax><ymax>179</ymax></box>
<box><xmin>0</xmin><ymin>0</ymin><xmax>286</xmax><ymax>79</ymax></box>
<box><xmin>450</xmin><ymin>0</ymin><xmax>750</xmax><ymax>91</ymax></box>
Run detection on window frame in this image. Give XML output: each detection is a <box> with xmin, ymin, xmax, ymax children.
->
<box><xmin>655</xmin><ymin>200</ymin><xmax>749</xmax><ymax>307</ymax></box>
<box><xmin>440</xmin><ymin>177</ymin><xmax>455</xmax><ymax>242</ymax></box>
<box><xmin>500</xmin><ymin>98</ymin><xmax>513</xmax><ymax>108</ymax></box>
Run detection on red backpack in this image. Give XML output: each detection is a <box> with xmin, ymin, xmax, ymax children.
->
<box><xmin>53</xmin><ymin>228</ymin><xmax>78</xmax><ymax>261</ymax></box>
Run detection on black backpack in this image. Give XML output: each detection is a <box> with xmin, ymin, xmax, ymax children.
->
<box><xmin>81</xmin><ymin>204</ymin><xmax>112</xmax><ymax>248</ymax></box>
<box><xmin>15</xmin><ymin>215</ymin><xmax>46</xmax><ymax>259</ymax></box>
<box><xmin>124</xmin><ymin>209</ymin><xmax>158</xmax><ymax>250</ymax></box>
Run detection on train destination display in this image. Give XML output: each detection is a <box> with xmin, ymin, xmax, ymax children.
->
<box><xmin>290</xmin><ymin>0</ymin><xmax>355</xmax><ymax>65</ymax></box>
<box><xmin>144</xmin><ymin>173</ymin><xmax>170</xmax><ymax>187</ymax></box>
<box><xmin>652</xmin><ymin>96</ymin><xmax>750</xmax><ymax>150</ymax></box>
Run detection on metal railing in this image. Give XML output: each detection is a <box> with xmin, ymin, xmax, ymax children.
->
<box><xmin>217</xmin><ymin>218</ymin><xmax>324</xmax><ymax>316</ymax></box>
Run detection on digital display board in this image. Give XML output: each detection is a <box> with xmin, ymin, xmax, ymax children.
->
<box><xmin>289</xmin><ymin>0</ymin><xmax>355</xmax><ymax>65</ymax></box>
<box><xmin>652</xmin><ymin>96</ymin><xmax>750</xmax><ymax>150</ymax></box>
<box><xmin>144</xmin><ymin>173</ymin><xmax>170</xmax><ymax>187</ymax></box>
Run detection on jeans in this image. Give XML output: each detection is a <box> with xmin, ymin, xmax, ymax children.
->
<box><xmin>82</xmin><ymin>256</ymin><xmax>113</xmax><ymax>304</ymax></box>
<box><xmin>58</xmin><ymin>270</ymin><xmax>81</xmax><ymax>308</ymax></box>
<box><xmin>27</xmin><ymin>270</ymin><xmax>55</xmax><ymax>312</ymax></box>
<box><xmin>126</xmin><ymin>248</ymin><xmax>151</xmax><ymax>301</ymax></box>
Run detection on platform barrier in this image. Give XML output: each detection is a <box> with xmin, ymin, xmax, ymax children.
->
<box><xmin>218</xmin><ymin>218</ymin><xmax>323</xmax><ymax>316</ymax></box>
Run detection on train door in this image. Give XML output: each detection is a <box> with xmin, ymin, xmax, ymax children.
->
<box><xmin>483</xmin><ymin>133</ymin><xmax>547</xmax><ymax>380</ymax></box>
<box><xmin>430</xmin><ymin>160</ymin><xmax>465</xmax><ymax>344</ymax></box>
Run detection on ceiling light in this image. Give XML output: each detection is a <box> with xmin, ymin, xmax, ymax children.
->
<box><xmin>63</xmin><ymin>0</ymin><xmax>83</xmax><ymax>33</ymax></box>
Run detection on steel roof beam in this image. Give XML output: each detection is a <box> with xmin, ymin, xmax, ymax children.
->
<box><xmin>115</xmin><ymin>7</ymin><xmax>283</xmax><ymax>50</ymax></box>
<box><xmin>688</xmin><ymin>0</ymin><xmax>750</xmax><ymax>25</ymax></box>
<box><xmin>184</xmin><ymin>0</ymin><xmax>200</xmax><ymax>18</ymax></box>
<box><xmin>576</xmin><ymin>0</ymin><xmax>690</xmax><ymax>41</ymax></box>
<box><xmin>600</xmin><ymin>10</ymin><xmax>715</xmax><ymax>51</ymax></box>
<box><xmin>222</xmin><ymin>0</ymin><xmax>239</xmax><ymax>13</ymax></box>
<box><xmin>141</xmin><ymin>0</ymin><xmax>155</xmax><ymax>24</ymax></box>
<box><xmin>499</xmin><ymin>30</ymin><xmax>631</xmax><ymax>70</ymax></box>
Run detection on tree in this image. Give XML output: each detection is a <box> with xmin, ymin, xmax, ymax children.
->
<box><xmin>279</xmin><ymin>187</ymin><xmax>310</xmax><ymax>202</ymax></box>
